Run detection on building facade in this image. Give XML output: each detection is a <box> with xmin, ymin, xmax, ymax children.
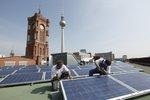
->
<box><xmin>0</xmin><ymin>56</ymin><xmax>35</xmax><ymax>67</ymax></box>
<box><xmin>25</xmin><ymin>11</ymin><xmax>49</xmax><ymax>65</ymax></box>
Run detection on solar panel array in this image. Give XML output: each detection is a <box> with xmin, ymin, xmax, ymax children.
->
<box><xmin>0</xmin><ymin>61</ymin><xmax>143</xmax><ymax>87</ymax></box>
<box><xmin>60</xmin><ymin>61</ymin><xmax>150</xmax><ymax>100</ymax></box>
<box><xmin>112</xmin><ymin>72</ymin><xmax>150</xmax><ymax>91</ymax></box>
<box><xmin>0</xmin><ymin>72</ymin><xmax>43</xmax><ymax>85</ymax></box>
<box><xmin>67</xmin><ymin>61</ymin><xmax>142</xmax><ymax>77</ymax></box>
<box><xmin>0</xmin><ymin>65</ymin><xmax>52</xmax><ymax>86</ymax></box>
<box><xmin>60</xmin><ymin>72</ymin><xmax>150</xmax><ymax>100</ymax></box>
<box><xmin>0</xmin><ymin>61</ymin><xmax>150</xmax><ymax>100</ymax></box>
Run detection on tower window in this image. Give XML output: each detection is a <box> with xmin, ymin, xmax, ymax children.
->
<box><xmin>46</xmin><ymin>36</ymin><xmax>48</xmax><ymax>42</ymax></box>
<box><xmin>34</xmin><ymin>46</ymin><xmax>36</xmax><ymax>56</ymax></box>
<box><xmin>46</xmin><ymin>30</ymin><xmax>49</xmax><ymax>36</ymax></box>
<box><xmin>40</xmin><ymin>48</ymin><xmax>42</xmax><ymax>55</ymax></box>
<box><xmin>34</xmin><ymin>33</ymin><xmax>36</xmax><ymax>40</ymax></box>
<box><xmin>37</xmin><ymin>21</ymin><xmax>38</xmax><ymax>27</ymax></box>
<box><xmin>35</xmin><ymin>31</ymin><xmax>38</xmax><ymax>40</ymax></box>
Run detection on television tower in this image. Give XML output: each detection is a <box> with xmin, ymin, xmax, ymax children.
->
<box><xmin>59</xmin><ymin>15</ymin><xmax>66</xmax><ymax>53</ymax></box>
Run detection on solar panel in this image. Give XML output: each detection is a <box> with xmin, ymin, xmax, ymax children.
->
<box><xmin>112</xmin><ymin>72</ymin><xmax>150</xmax><ymax>91</ymax></box>
<box><xmin>74</xmin><ymin>67</ymin><xmax>123</xmax><ymax>77</ymax></box>
<box><xmin>40</xmin><ymin>68</ymin><xmax>51</xmax><ymax>72</ymax></box>
<box><xmin>118</xmin><ymin>66</ymin><xmax>138</xmax><ymax>71</ymax></box>
<box><xmin>72</xmin><ymin>62</ymin><xmax>141</xmax><ymax>77</ymax></box>
<box><xmin>0</xmin><ymin>66</ymin><xmax>20</xmax><ymax>71</ymax></box>
<box><xmin>67</xmin><ymin>65</ymin><xmax>80</xmax><ymax>70</ymax></box>
<box><xmin>26</xmin><ymin>65</ymin><xmax>37</xmax><ymax>68</ymax></box>
<box><xmin>1</xmin><ymin>66</ymin><xmax>14</xmax><ymax>70</ymax></box>
<box><xmin>70</xmin><ymin>69</ymin><xmax>77</xmax><ymax>76</ymax></box>
<box><xmin>15</xmin><ymin>69</ymin><xmax>38</xmax><ymax>74</ymax></box>
<box><xmin>60</xmin><ymin>76</ymin><xmax>133</xmax><ymax>100</ymax></box>
<box><xmin>114</xmin><ymin>62</ymin><xmax>140</xmax><ymax>71</ymax></box>
<box><xmin>61</xmin><ymin>72</ymin><xmax>150</xmax><ymax>100</ymax></box>
<box><xmin>73</xmin><ymin>66</ymin><xmax>131</xmax><ymax>77</ymax></box>
<box><xmin>0</xmin><ymin>72</ymin><xmax>43</xmax><ymax>85</ymax></box>
<box><xmin>110</xmin><ymin>66</ymin><xmax>123</xmax><ymax>73</ymax></box>
<box><xmin>79</xmin><ymin>65</ymin><xmax>95</xmax><ymax>69</ymax></box>
<box><xmin>74</xmin><ymin>68</ymin><xmax>91</xmax><ymax>76</ymax></box>
<box><xmin>0</xmin><ymin>69</ymin><xmax>16</xmax><ymax>77</ymax></box>
<box><xmin>45</xmin><ymin>72</ymin><xmax>51</xmax><ymax>80</ymax></box>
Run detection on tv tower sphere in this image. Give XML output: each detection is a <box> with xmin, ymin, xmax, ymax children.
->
<box><xmin>59</xmin><ymin>16</ymin><xmax>66</xmax><ymax>28</ymax></box>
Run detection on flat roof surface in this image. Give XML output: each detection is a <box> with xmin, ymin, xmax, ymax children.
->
<box><xmin>0</xmin><ymin>83</ymin><xmax>52</xmax><ymax>100</ymax></box>
<box><xmin>0</xmin><ymin>63</ymin><xmax>150</xmax><ymax>100</ymax></box>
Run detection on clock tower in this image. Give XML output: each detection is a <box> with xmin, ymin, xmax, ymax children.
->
<box><xmin>25</xmin><ymin>11</ymin><xmax>49</xmax><ymax>65</ymax></box>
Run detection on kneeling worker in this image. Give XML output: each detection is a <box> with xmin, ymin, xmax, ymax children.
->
<box><xmin>51</xmin><ymin>60</ymin><xmax>71</xmax><ymax>90</ymax></box>
<box><xmin>89</xmin><ymin>56</ymin><xmax>111</xmax><ymax>76</ymax></box>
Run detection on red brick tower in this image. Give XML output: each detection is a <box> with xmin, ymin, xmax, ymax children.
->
<box><xmin>25</xmin><ymin>11</ymin><xmax>49</xmax><ymax>65</ymax></box>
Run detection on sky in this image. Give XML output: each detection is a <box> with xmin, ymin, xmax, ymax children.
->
<box><xmin>0</xmin><ymin>0</ymin><xmax>150</xmax><ymax>58</ymax></box>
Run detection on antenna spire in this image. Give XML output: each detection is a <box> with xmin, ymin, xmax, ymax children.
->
<box><xmin>38</xmin><ymin>4</ymin><xmax>41</xmax><ymax>14</ymax></box>
<box><xmin>61</xmin><ymin>0</ymin><xmax>64</xmax><ymax>16</ymax></box>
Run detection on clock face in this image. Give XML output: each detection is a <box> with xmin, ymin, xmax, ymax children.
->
<box><xmin>40</xmin><ymin>24</ymin><xmax>45</xmax><ymax>30</ymax></box>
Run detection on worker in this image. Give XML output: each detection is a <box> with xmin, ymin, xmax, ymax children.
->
<box><xmin>89</xmin><ymin>56</ymin><xmax>111</xmax><ymax>76</ymax></box>
<box><xmin>51</xmin><ymin>60</ymin><xmax>71</xmax><ymax>90</ymax></box>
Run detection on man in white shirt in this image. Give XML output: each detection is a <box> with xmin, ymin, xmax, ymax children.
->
<box><xmin>51</xmin><ymin>60</ymin><xmax>71</xmax><ymax>91</ymax></box>
<box><xmin>51</xmin><ymin>60</ymin><xmax>71</xmax><ymax>80</ymax></box>
<box><xmin>89</xmin><ymin>56</ymin><xmax>111</xmax><ymax>76</ymax></box>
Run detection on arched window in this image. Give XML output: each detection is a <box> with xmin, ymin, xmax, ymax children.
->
<box><xmin>40</xmin><ymin>48</ymin><xmax>42</xmax><ymax>55</ymax></box>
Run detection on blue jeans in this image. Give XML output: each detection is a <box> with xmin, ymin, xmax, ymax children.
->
<box><xmin>89</xmin><ymin>68</ymin><xmax>103</xmax><ymax>76</ymax></box>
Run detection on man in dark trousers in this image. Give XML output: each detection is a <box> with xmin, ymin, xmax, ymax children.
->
<box><xmin>89</xmin><ymin>56</ymin><xmax>111</xmax><ymax>76</ymax></box>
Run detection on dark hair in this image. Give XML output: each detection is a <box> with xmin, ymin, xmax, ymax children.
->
<box><xmin>105</xmin><ymin>60</ymin><xmax>111</xmax><ymax>66</ymax></box>
<box><xmin>93</xmin><ymin>56</ymin><xmax>100</xmax><ymax>61</ymax></box>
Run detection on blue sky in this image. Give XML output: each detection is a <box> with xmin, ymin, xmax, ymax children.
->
<box><xmin>0</xmin><ymin>0</ymin><xmax>150</xmax><ymax>58</ymax></box>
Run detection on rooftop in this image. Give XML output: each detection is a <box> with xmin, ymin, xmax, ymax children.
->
<box><xmin>0</xmin><ymin>63</ymin><xmax>150</xmax><ymax>100</ymax></box>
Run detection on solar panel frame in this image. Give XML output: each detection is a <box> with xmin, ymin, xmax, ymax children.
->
<box><xmin>40</xmin><ymin>68</ymin><xmax>51</xmax><ymax>72</ymax></box>
<box><xmin>15</xmin><ymin>68</ymin><xmax>38</xmax><ymax>74</ymax></box>
<box><xmin>79</xmin><ymin>65</ymin><xmax>95</xmax><ymax>69</ymax></box>
<box><xmin>60</xmin><ymin>70</ymin><xmax>150</xmax><ymax>100</ymax></box>
<box><xmin>108</xmin><ymin>89</ymin><xmax>150</xmax><ymax>100</ymax></box>
<box><xmin>74</xmin><ymin>68</ymin><xmax>91</xmax><ymax>76</ymax></box>
<box><xmin>0</xmin><ymin>72</ymin><xmax>43</xmax><ymax>87</ymax></box>
<box><xmin>0</xmin><ymin>65</ymin><xmax>52</xmax><ymax>87</ymax></box>
<box><xmin>67</xmin><ymin>65</ymin><xmax>80</xmax><ymax>70</ymax></box>
<box><xmin>112</xmin><ymin>72</ymin><xmax>150</xmax><ymax>91</ymax></box>
<box><xmin>114</xmin><ymin>62</ymin><xmax>142</xmax><ymax>71</ymax></box>
<box><xmin>60</xmin><ymin>76</ymin><xmax>135</xmax><ymax>100</ymax></box>
<box><xmin>112</xmin><ymin>62</ymin><xmax>142</xmax><ymax>72</ymax></box>
<box><xmin>72</xmin><ymin>62</ymin><xmax>142</xmax><ymax>77</ymax></box>
<box><xmin>110</xmin><ymin>66</ymin><xmax>124</xmax><ymax>72</ymax></box>
<box><xmin>45</xmin><ymin>71</ymin><xmax>51</xmax><ymax>80</ymax></box>
<box><xmin>70</xmin><ymin>69</ymin><xmax>77</xmax><ymax>76</ymax></box>
<box><xmin>0</xmin><ymin>69</ymin><xmax>16</xmax><ymax>77</ymax></box>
